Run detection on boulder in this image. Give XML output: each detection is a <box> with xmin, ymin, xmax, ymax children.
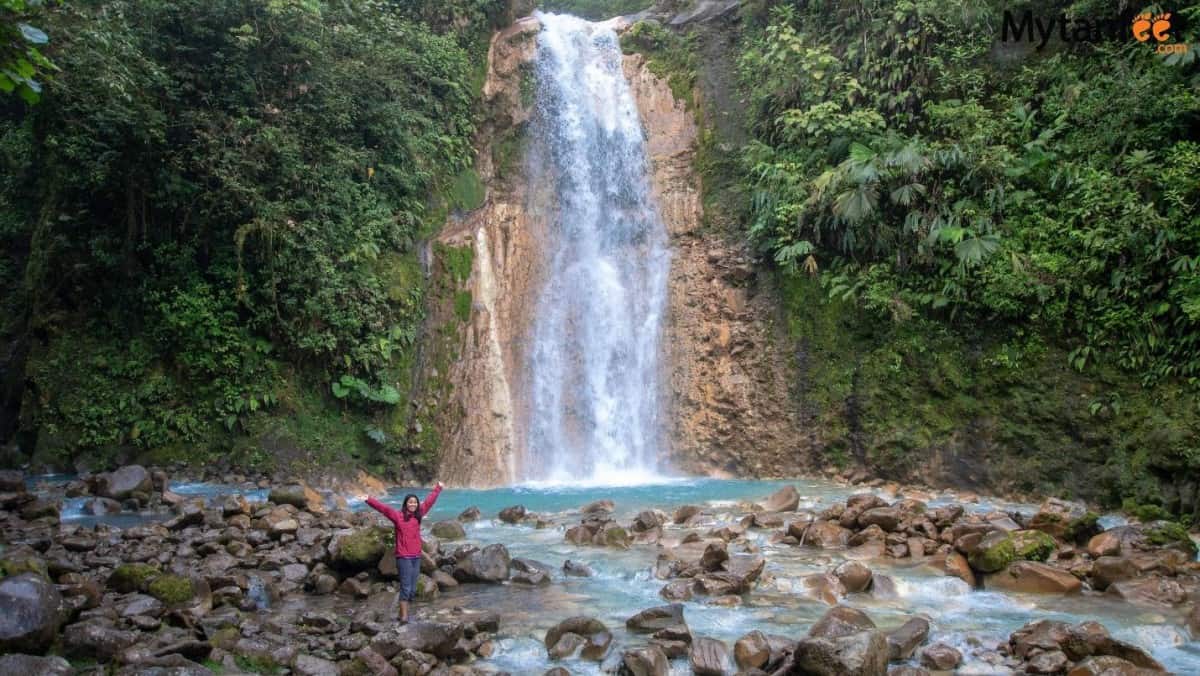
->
<box><xmin>985</xmin><ymin>561</ymin><xmax>1082</xmax><ymax>594</ymax></box>
<box><xmin>802</xmin><ymin>573</ymin><xmax>845</xmax><ymax>605</ymax></box>
<box><xmin>834</xmin><ymin>561</ymin><xmax>874</xmax><ymax>593</ymax></box>
<box><xmin>268</xmin><ymin>481</ymin><xmax>324</xmax><ymax>513</ymax></box>
<box><xmin>548</xmin><ymin>632</ymin><xmax>586</xmax><ymax>659</ymax></box>
<box><xmin>734</xmin><ymin>630</ymin><xmax>770</xmax><ymax>670</ymax></box>
<box><xmin>1107</xmin><ymin>575</ymin><xmax>1188</xmax><ymax>608</ymax></box>
<box><xmin>545</xmin><ymin>616</ymin><xmax>607</xmax><ymax>650</ymax></box>
<box><xmin>329</xmin><ymin>527</ymin><xmax>390</xmax><ymax>572</ymax></box>
<box><xmin>108</xmin><ymin>563</ymin><xmax>161</xmax><ymax>593</ymax></box>
<box><xmin>1087</xmin><ymin>529</ymin><xmax>1129</xmax><ymax>558</ymax></box>
<box><xmin>1029</xmin><ymin>498</ymin><xmax>1099</xmax><ymax>542</ymax></box>
<box><xmin>627</xmin><ymin>604</ymin><xmax>686</xmax><ymax>633</ymax></box>
<box><xmin>920</xmin><ymin>643</ymin><xmax>961</xmax><ymax>671</ymax></box>
<box><xmin>0</xmin><ymin>654</ymin><xmax>72</xmax><ymax>676</ymax></box>
<box><xmin>95</xmin><ymin>465</ymin><xmax>153</xmax><ymax>501</ymax></box>
<box><xmin>0</xmin><ymin>469</ymin><xmax>25</xmax><ymax>493</ymax></box>
<box><xmin>793</xmin><ymin>520</ymin><xmax>852</xmax><ymax>548</ymax></box>
<box><xmin>563</xmin><ymin>559</ymin><xmax>593</xmax><ymax>577</ymax></box>
<box><xmin>453</xmin><ymin>543</ymin><xmax>511</xmax><ymax>583</ymax></box>
<box><xmin>293</xmin><ymin>654</ymin><xmax>339</xmax><ymax>676</ymax></box>
<box><xmin>632</xmin><ymin>510</ymin><xmax>663</xmax><ymax>532</ymax></box>
<box><xmin>1027</xmin><ymin>650</ymin><xmax>1070</xmax><ymax>674</ymax></box>
<box><xmin>0</xmin><ymin>573</ymin><xmax>63</xmax><ymax>653</ymax></box>
<box><xmin>581</xmin><ymin>629</ymin><xmax>612</xmax><ymax>661</ymax></box>
<box><xmin>792</xmin><ymin>630</ymin><xmax>889</xmax><ymax>676</ymax></box>
<box><xmin>942</xmin><ymin>551</ymin><xmax>976</xmax><ymax>587</ymax></box>
<box><xmin>63</xmin><ymin>621</ymin><xmax>140</xmax><ymax>661</ymax></box>
<box><xmin>886</xmin><ymin>617</ymin><xmax>930</xmax><ymax>661</ymax></box>
<box><xmin>690</xmin><ymin>636</ymin><xmax>731</xmax><ymax>676</ymax></box>
<box><xmin>581</xmin><ymin>499</ymin><xmax>614</xmax><ymax>514</ymax></box>
<box><xmin>858</xmin><ymin>507</ymin><xmax>902</xmax><ymax>532</ymax></box>
<box><xmin>674</xmin><ymin>505</ymin><xmax>703</xmax><ymax>524</ymax></box>
<box><xmin>968</xmin><ymin>531</ymin><xmax>1015</xmax><ymax>573</ymax></box>
<box><xmin>621</xmin><ymin>645</ymin><xmax>670</xmax><ymax>676</ymax></box>
<box><xmin>370</xmin><ymin>621</ymin><xmax>464</xmax><ymax>659</ymax></box>
<box><xmin>498</xmin><ymin>505</ymin><xmax>526</xmax><ymax>523</ymax></box>
<box><xmin>430</xmin><ymin>520</ymin><xmax>466</xmax><ymax>540</ymax></box>
<box><xmin>809</xmin><ymin>605</ymin><xmax>876</xmax><ymax>639</ymax></box>
<box><xmin>1067</xmin><ymin>655</ymin><xmax>1158</xmax><ymax>675</ymax></box>
<box><xmin>758</xmin><ymin>485</ymin><xmax>800</xmax><ymax>513</ymax></box>
<box><xmin>1010</xmin><ymin>529</ymin><xmax>1057</xmax><ymax>562</ymax></box>
<box><xmin>1091</xmin><ymin>556</ymin><xmax>1138</xmax><ymax>590</ymax></box>
<box><xmin>457</xmin><ymin>506</ymin><xmax>481</xmax><ymax>521</ymax></box>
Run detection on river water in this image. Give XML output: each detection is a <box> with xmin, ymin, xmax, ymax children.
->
<box><xmin>40</xmin><ymin>475</ymin><xmax>1199</xmax><ymax>673</ymax></box>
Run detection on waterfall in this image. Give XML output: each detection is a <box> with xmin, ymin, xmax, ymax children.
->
<box><xmin>520</xmin><ymin>12</ymin><xmax>670</xmax><ymax>485</ymax></box>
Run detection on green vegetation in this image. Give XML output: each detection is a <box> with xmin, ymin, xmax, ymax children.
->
<box><xmin>716</xmin><ymin>0</ymin><xmax>1200</xmax><ymax>518</ymax></box>
<box><xmin>108</xmin><ymin>563</ymin><xmax>160</xmax><ymax>593</ymax></box>
<box><xmin>148</xmin><ymin>574</ymin><xmax>194</xmax><ymax>605</ymax></box>
<box><xmin>1</xmin><ymin>0</ymin><xmax>57</xmax><ymax>103</ymax></box>
<box><xmin>540</xmin><ymin>0</ymin><xmax>653</xmax><ymax>20</ymax></box>
<box><xmin>1011</xmin><ymin>530</ymin><xmax>1056</xmax><ymax>562</ymax></box>
<box><xmin>620</xmin><ymin>20</ymin><xmax>697</xmax><ymax>107</ymax></box>
<box><xmin>0</xmin><ymin>0</ymin><xmax>505</xmax><ymax>476</ymax></box>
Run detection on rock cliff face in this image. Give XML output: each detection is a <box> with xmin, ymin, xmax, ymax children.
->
<box><xmin>622</xmin><ymin>53</ymin><xmax>806</xmax><ymax>478</ymax></box>
<box><xmin>427</xmin><ymin>16</ymin><xmax>806</xmax><ymax>486</ymax></box>
<box><xmin>428</xmin><ymin>18</ymin><xmax>545</xmax><ymax>487</ymax></box>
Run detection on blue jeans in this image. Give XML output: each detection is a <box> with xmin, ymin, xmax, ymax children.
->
<box><xmin>397</xmin><ymin>556</ymin><xmax>421</xmax><ymax>602</ymax></box>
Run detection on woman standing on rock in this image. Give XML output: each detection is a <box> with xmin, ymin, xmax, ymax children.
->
<box><xmin>365</xmin><ymin>481</ymin><xmax>442</xmax><ymax>624</ymax></box>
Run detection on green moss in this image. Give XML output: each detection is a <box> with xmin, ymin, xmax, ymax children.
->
<box><xmin>1065</xmin><ymin>512</ymin><xmax>1101</xmax><ymax>542</ymax></box>
<box><xmin>968</xmin><ymin>536</ymin><xmax>1015</xmax><ymax>573</ymax></box>
<box><xmin>108</xmin><ymin>563</ymin><xmax>160</xmax><ymax>593</ymax></box>
<box><xmin>448</xmin><ymin>168</ymin><xmax>485</xmax><ymax>212</ymax></box>
<box><xmin>436</xmin><ymin>243</ymin><xmax>474</xmax><ymax>284</ymax></box>
<box><xmin>1142</xmin><ymin>521</ymin><xmax>1197</xmax><ymax>555</ymax></box>
<box><xmin>492</xmin><ymin>126</ymin><xmax>528</xmax><ymax>181</ymax></box>
<box><xmin>0</xmin><ymin>555</ymin><xmax>48</xmax><ymax>580</ymax></box>
<box><xmin>454</xmin><ymin>291</ymin><xmax>473</xmax><ymax>323</ymax></box>
<box><xmin>148</xmin><ymin>574</ymin><xmax>194</xmax><ymax>605</ymax></box>
<box><xmin>619</xmin><ymin>20</ymin><xmax>696</xmax><ymax>109</ymax></box>
<box><xmin>540</xmin><ymin>0</ymin><xmax>654</xmax><ymax>20</ymax></box>
<box><xmin>234</xmin><ymin>654</ymin><xmax>283</xmax><ymax>675</ymax></box>
<box><xmin>334</xmin><ymin>526</ymin><xmax>392</xmax><ymax>570</ymax></box>
<box><xmin>1010</xmin><ymin>530</ymin><xmax>1056</xmax><ymax>562</ymax></box>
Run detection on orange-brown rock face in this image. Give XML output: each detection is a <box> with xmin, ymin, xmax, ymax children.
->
<box><xmin>622</xmin><ymin>53</ymin><xmax>804</xmax><ymax>478</ymax></box>
<box><xmin>431</xmin><ymin>17</ymin><xmax>544</xmax><ymax>487</ymax></box>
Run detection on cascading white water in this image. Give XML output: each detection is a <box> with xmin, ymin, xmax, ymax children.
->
<box><xmin>520</xmin><ymin>13</ymin><xmax>671</xmax><ymax>485</ymax></box>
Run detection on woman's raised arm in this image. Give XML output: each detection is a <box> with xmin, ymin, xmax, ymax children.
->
<box><xmin>419</xmin><ymin>481</ymin><xmax>444</xmax><ymax>517</ymax></box>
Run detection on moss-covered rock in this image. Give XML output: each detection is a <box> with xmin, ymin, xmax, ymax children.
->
<box><xmin>107</xmin><ymin>563</ymin><xmax>160</xmax><ymax>593</ymax></box>
<box><xmin>1010</xmin><ymin>530</ymin><xmax>1056</xmax><ymax>562</ymax></box>
<box><xmin>331</xmin><ymin>527</ymin><xmax>392</xmax><ymax>572</ymax></box>
<box><xmin>0</xmin><ymin>551</ymin><xmax>48</xmax><ymax>580</ymax></box>
<box><xmin>1141</xmin><ymin>521</ymin><xmax>1198</xmax><ymax>556</ymax></box>
<box><xmin>148</xmin><ymin>575</ymin><xmax>194</xmax><ymax>605</ymax></box>
<box><xmin>968</xmin><ymin>532</ymin><xmax>1015</xmax><ymax>573</ymax></box>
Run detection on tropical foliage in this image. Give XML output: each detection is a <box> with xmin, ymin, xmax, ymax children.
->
<box><xmin>1</xmin><ymin>0</ymin><xmax>503</xmax><ymax>469</ymax></box>
<box><xmin>741</xmin><ymin>0</ymin><xmax>1200</xmax><ymax>386</ymax></box>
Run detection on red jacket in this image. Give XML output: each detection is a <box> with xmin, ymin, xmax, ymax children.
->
<box><xmin>366</xmin><ymin>485</ymin><xmax>442</xmax><ymax>558</ymax></box>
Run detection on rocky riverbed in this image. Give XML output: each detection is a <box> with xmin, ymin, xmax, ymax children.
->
<box><xmin>1</xmin><ymin>467</ymin><xmax>1198</xmax><ymax>674</ymax></box>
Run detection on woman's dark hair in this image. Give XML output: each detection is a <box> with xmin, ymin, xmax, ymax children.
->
<box><xmin>402</xmin><ymin>493</ymin><xmax>422</xmax><ymax>522</ymax></box>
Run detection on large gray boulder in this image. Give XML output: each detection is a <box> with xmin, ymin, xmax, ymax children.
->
<box><xmin>792</xmin><ymin>630</ymin><xmax>889</xmax><ymax>676</ymax></box>
<box><xmin>0</xmin><ymin>654</ymin><xmax>73</xmax><ymax>676</ymax></box>
<box><xmin>95</xmin><ymin>465</ymin><xmax>153</xmax><ymax>500</ymax></box>
<box><xmin>452</xmin><ymin>543</ymin><xmax>511</xmax><ymax>583</ymax></box>
<box><xmin>626</xmin><ymin>604</ymin><xmax>686</xmax><ymax>633</ymax></box>
<box><xmin>0</xmin><ymin>572</ymin><xmax>64</xmax><ymax>653</ymax></box>
<box><xmin>757</xmin><ymin>485</ymin><xmax>800</xmax><ymax>513</ymax></box>
<box><xmin>369</xmin><ymin>621</ymin><xmax>464</xmax><ymax>659</ymax></box>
